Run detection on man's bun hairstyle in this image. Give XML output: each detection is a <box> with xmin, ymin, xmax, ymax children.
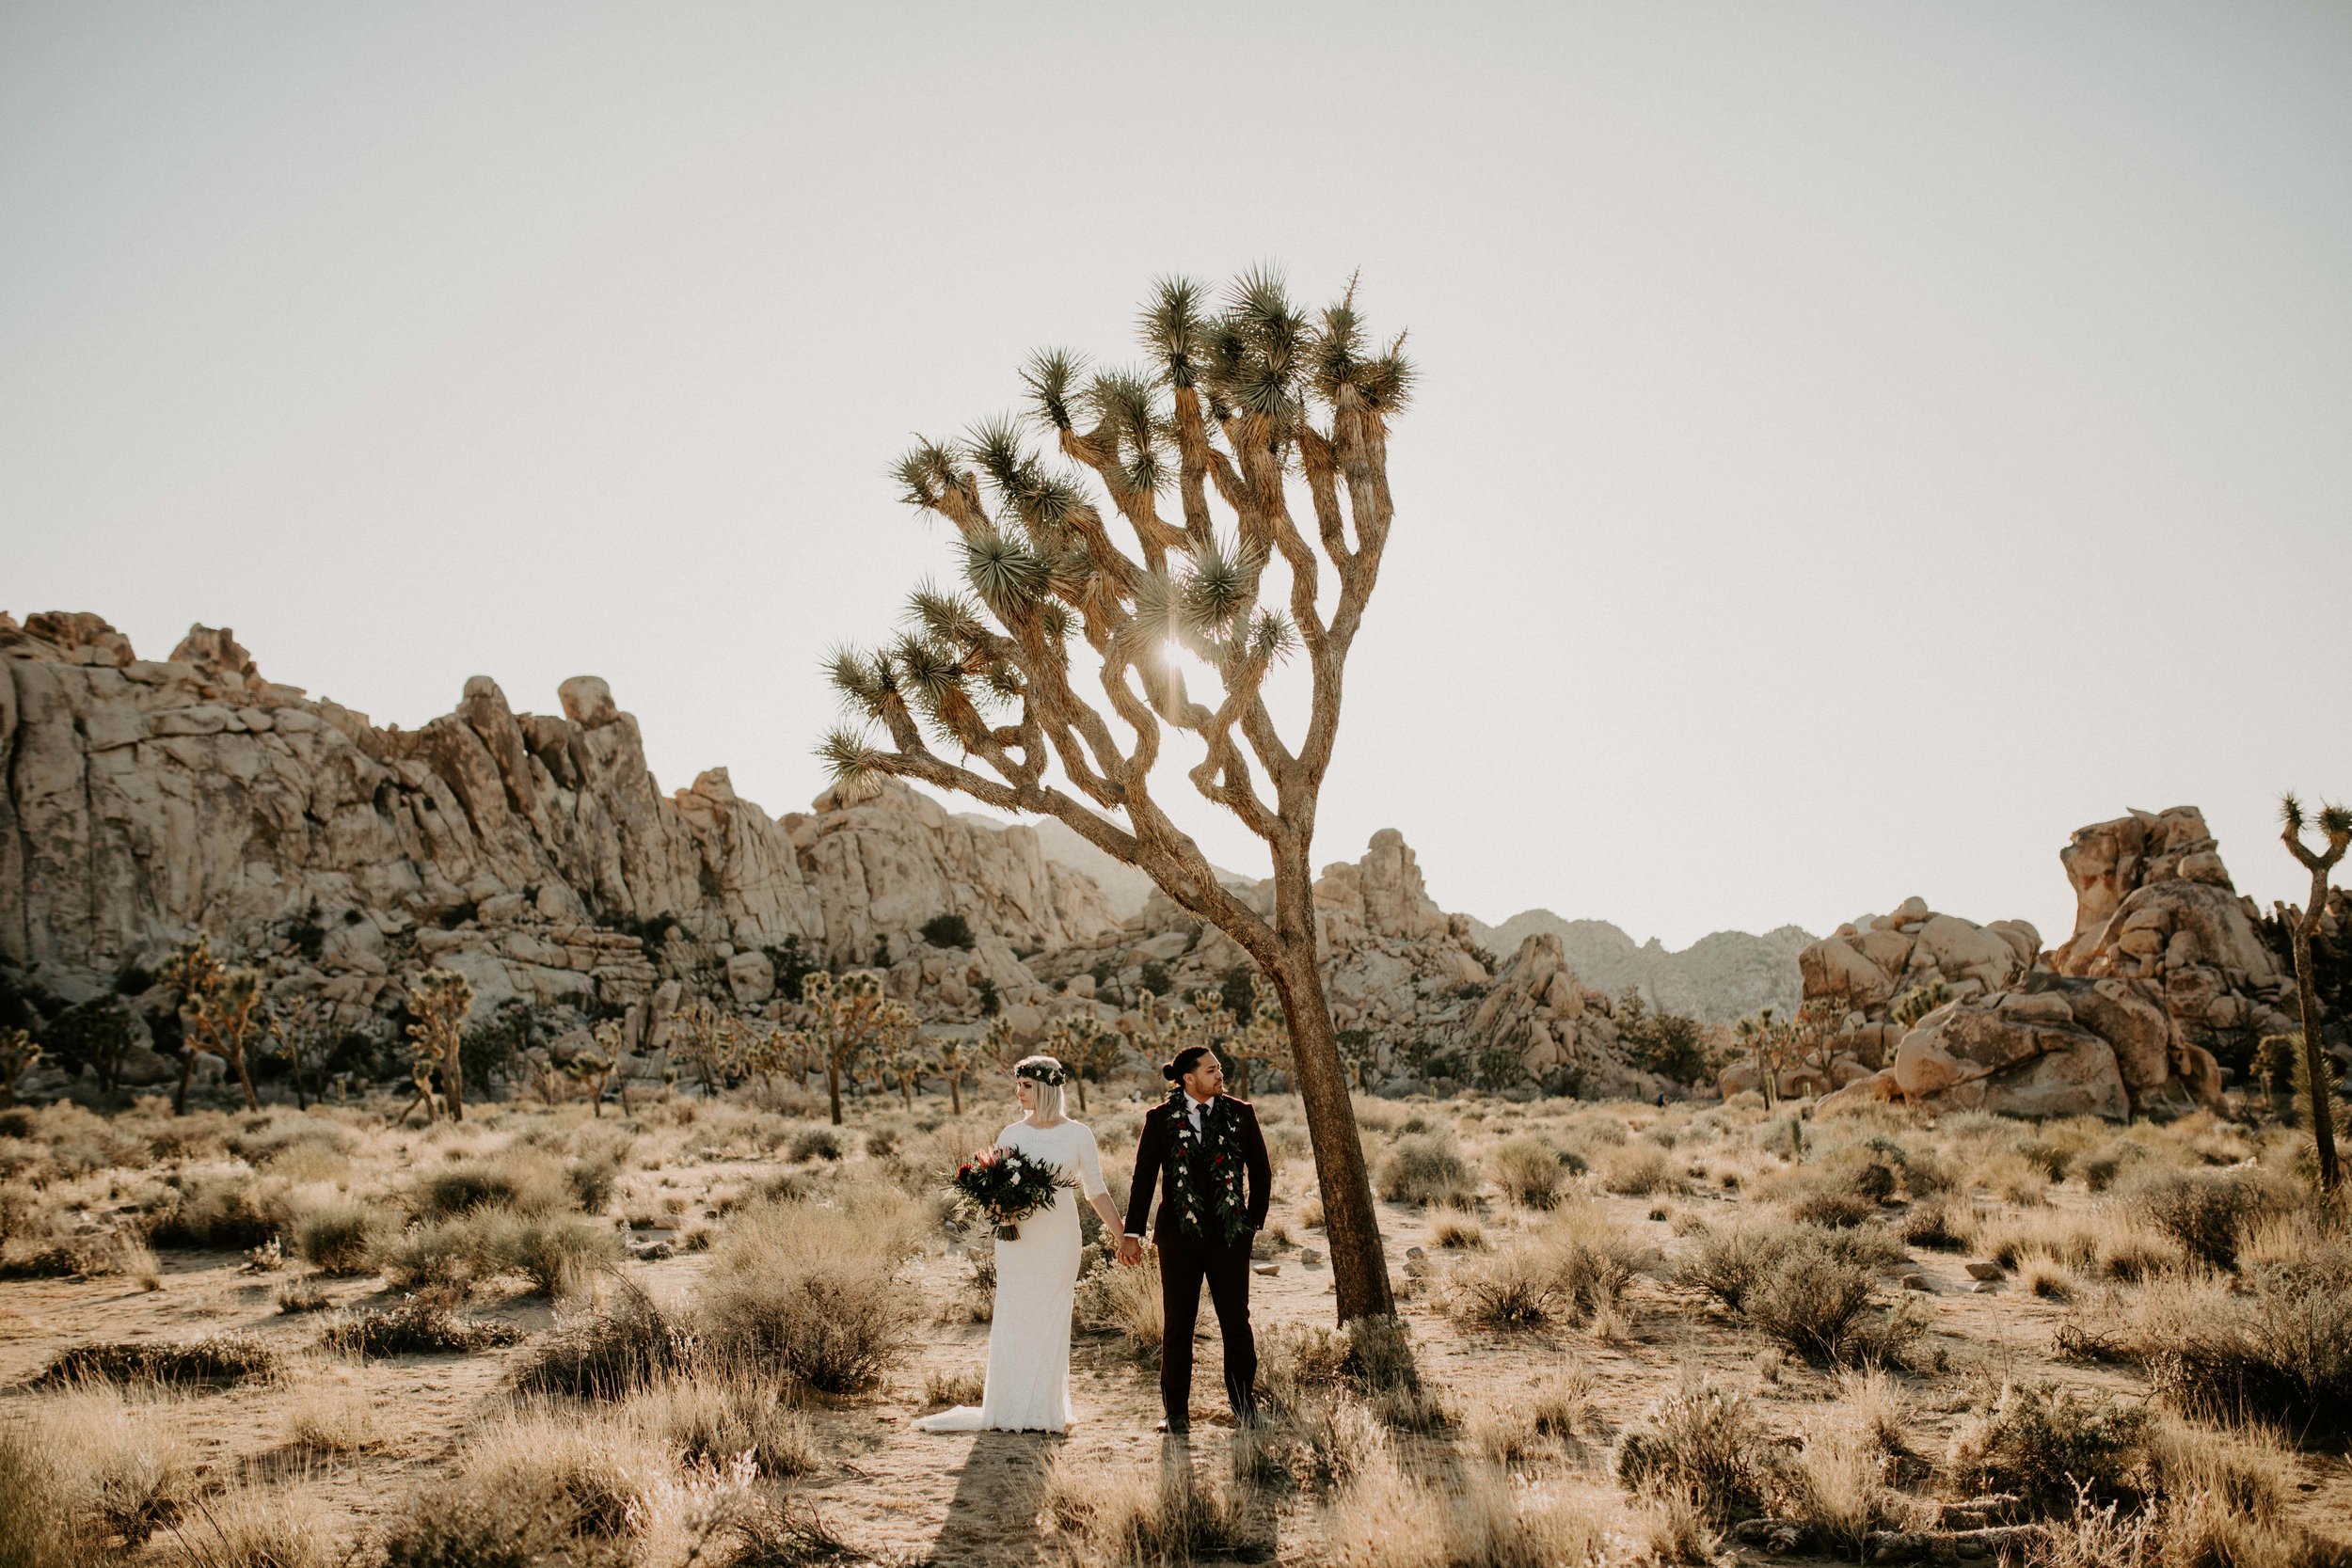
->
<box><xmin>1162</xmin><ymin>1045</ymin><xmax>1214</xmax><ymax>1084</ymax></box>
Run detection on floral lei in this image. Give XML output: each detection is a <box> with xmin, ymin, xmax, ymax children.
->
<box><xmin>1167</xmin><ymin>1087</ymin><xmax>1249</xmax><ymax>1246</ymax></box>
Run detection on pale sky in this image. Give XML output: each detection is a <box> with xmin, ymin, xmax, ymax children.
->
<box><xmin>6</xmin><ymin>3</ymin><xmax>2349</xmax><ymax>951</ymax></box>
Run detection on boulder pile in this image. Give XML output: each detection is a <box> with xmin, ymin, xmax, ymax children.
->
<box><xmin>1808</xmin><ymin>807</ymin><xmax>2296</xmax><ymax>1120</ymax></box>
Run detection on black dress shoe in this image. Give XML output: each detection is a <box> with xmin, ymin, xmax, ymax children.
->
<box><xmin>1155</xmin><ymin>1417</ymin><xmax>1189</xmax><ymax>1434</ymax></box>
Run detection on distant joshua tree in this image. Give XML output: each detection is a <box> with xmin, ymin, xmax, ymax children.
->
<box><xmin>2279</xmin><ymin>793</ymin><xmax>2350</xmax><ymax>1191</ymax></box>
<box><xmin>404</xmin><ymin>968</ymin><xmax>475</xmax><ymax>1123</ymax></box>
<box><xmin>786</xmin><ymin>971</ymin><xmax>916</xmax><ymax>1127</ymax></box>
<box><xmin>0</xmin><ymin>1028</ymin><xmax>40</xmax><ymax>1107</ymax></box>
<box><xmin>818</xmin><ymin>269</ymin><xmax>1410</xmax><ymax>1322</ymax></box>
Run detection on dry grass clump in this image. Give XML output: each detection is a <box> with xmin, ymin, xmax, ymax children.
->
<box><xmin>37</xmin><ymin>1332</ymin><xmax>280</xmax><ymax>1388</ymax></box>
<box><xmin>1946</xmin><ymin>1380</ymin><xmax>2154</xmax><ymax>1516</ymax></box>
<box><xmin>279</xmin><ymin>1375</ymin><xmax>383</xmax><ymax>1456</ymax></box>
<box><xmin>163</xmin><ymin>1481</ymin><xmax>337</xmax><ymax>1568</ymax></box>
<box><xmin>1898</xmin><ymin>1196</ymin><xmax>1968</xmax><ymax>1251</ymax></box>
<box><xmin>1451</xmin><ymin>1202</ymin><xmax>1649</xmax><ymax>1331</ymax></box>
<box><xmin>409</xmin><ymin>1144</ymin><xmax>582</xmax><ymax>1218</ymax></box>
<box><xmin>1614</xmin><ymin>1372</ymin><xmax>1780</xmax><ymax>1526</ymax></box>
<box><xmin>14</xmin><ymin>1381</ymin><xmax>201</xmax><ymax>1548</ymax></box>
<box><xmin>1042</xmin><ymin>1451</ymin><xmax>1273</xmax><ymax>1566</ymax></box>
<box><xmin>1379</xmin><ymin>1132</ymin><xmax>1479</xmax><ymax>1208</ymax></box>
<box><xmin>1487</xmin><ymin>1135</ymin><xmax>1569</xmax><ymax>1210</ymax></box>
<box><xmin>694</xmin><ymin>1188</ymin><xmax>922</xmax><ymax>1395</ymax></box>
<box><xmin>0</xmin><ymin>1419</ymin><xmax>97</xmax><ymax>1568</ymax></box>
<box><xmin>2122</xmin><ymin>1168</ymin><xmax>2287</xmax><ymax>1273</ymax></box>
<box><xmin>317</xmin><ymin>1302</ymin><xmax>522</xmax><ymax>1357</ymax></box>
<box><xmin>1433</xmin><ymin>1214</ymin><xmax>1487</xmax><ymax>1249</ymax></box>
<box><xmin>622</xmin><ymin>1370</ymin><xmax>818</xmax><ymax>1477</ymax></box>
<box><xmin>2133</xmin><ymin>1227</ymin><xmax>2352</xmax><ymax>1443</ymax></box>
<box><xmin>1466</xmin><ymin>1362</ymin><xmax>1591</xmax><ymax>1466</ymax></box>
<box><xmin>1599</xmin><ymin>1143</ymin><xmax>1677</xmax><ymax>1196</ymax></box>
<box><xmin>515</xmin><ymin>1277</ymin><xmax>695</xmax><ymax>1399</ymax></box>
<box><xmin>1316</xmin><ymin>1451</ymin><xmax>1615</xmax><ymax>1568</ymax></box>
<box><xmin>148</xmin><ymin>1169</ymin><xmax>290</xmax><ymax>1250</ymax></box>
<box><xmin>1075</xmin><ymin>1250</ymin><xmax>1165</xmax><ymax>1354</ymax></box>
<box><xmin>1776</xmin><ymin>1370</ymin><xmax>1919</xmax><ymax>1553</ymax></box>
<box><xmin>375</xmin><ymin>1405</ymin><xmax>681</xmax><ymax>1568</ymax></box>
<box><xmin>373</xmin><ymin>1208</ymin><xmax>620</xmax><ymax>1298</ymax></box>
<box><xmin>288</xmin><ymin>1198</ymin><xmax>391</xmax><ymax>1275</ymax></box>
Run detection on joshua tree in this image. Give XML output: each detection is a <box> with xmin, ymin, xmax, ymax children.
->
<box><xmin>786</xmin><ymin>971</ymin><xmax>914</xmax><ymax>1126</ymax></box>
<box><xmin>1733</xmin><ymin>1008</ymin><xmax>1781</xmax><ymax>1110</ymax></box>
<box><xmin>45</xmin><ymin>997</ymin><xmax>139</xmax><ymax>1096</ymax></box>
<box><xmin>564</xmin><ymin>1050</ymin><xmax>615</xmax><ymax>1117</ymax></box>
<box><xmin>929</xmin><ymin>1034</ymin><xmax>979</xmax><ymax>1116</ymax></box>
<box><xmin>1891</xmin><ymin>981</ymin><xmax>1952</xmax><ymax>1033</ymax></box>
<box><xmin>0</xmin><ymin>1028</ymin><xmax>40</xmax><ymax>1107</ymax></box>
<box><xmin>819</xmin><ymin>270</ymin><xmax>1409</xmax><ymax>1321</ymax></box>
<box><xmin>405</xmin><ymin>968</ymin><xmax>475</xmax><ymax>1122</ymax></box>
<box><xmin>2280</xmin><ymin>794</ymin><xmax>2350</xmax><ymax>1190</ymax></box>
<box><xmin>161</xmin><ymin>936</ymin><xmax>225</xmax><ymax>1115</ymax></box>
<box><xmin>265</xmin><ymin>993</ymin><xmax>330</xmax><ymax>1110</ymax></box>
<box><xmin>1060</xmin><ymin>1017</ymin><xmax>1126</xmax><ymax>1112</ymax></box>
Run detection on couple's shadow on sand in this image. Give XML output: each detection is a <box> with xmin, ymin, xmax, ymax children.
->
<box><xmin>932</xmin><ymin>1428</ymin><xmax>1279</xmax><ymax>1567</ymax></box>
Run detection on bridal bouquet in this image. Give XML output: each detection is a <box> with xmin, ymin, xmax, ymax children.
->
<box><xmin>951</xmin><ymin>1146</ymin><xmax>1073</xmax><ymax>1242</ymax></box>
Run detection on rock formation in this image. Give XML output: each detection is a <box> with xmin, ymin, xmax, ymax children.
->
<box><xmin>1808</xmin><ymin>808</ymin><xmax>2296</xmax><ymax>1121</ymax></box>
<box><xmin>0</xmin><ymin>613</ymin><xmax>1111</xmax><ymax>1053</ymax></box>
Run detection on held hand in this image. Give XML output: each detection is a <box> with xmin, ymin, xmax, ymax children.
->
<box><xmin>1117</xmin><ymin>1236</ymin><xmax>1144</xmax><ymax>1267</ymax></box>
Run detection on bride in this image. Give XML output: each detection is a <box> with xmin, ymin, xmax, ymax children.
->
<box><xmin>914</xmin><ymin>1053</ymin><xmax>1120</xmax><ymax>1435</ymax></box>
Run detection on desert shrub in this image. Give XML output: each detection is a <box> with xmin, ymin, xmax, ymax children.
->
<box><xmin>1467</xmin><ymin>1364</ymin><xmax>1591</xmax><ymax>1465</ymax></box>
<box><xmin>1615</xmin><ymin>1374</ymin><xmax>1780</xmax><ymax>1526</ymax></box>
<box><xmin>0</xmin><ymin>1420</ymin><xmax>101</xmax><ymax>1568</ymax></box>
<box><xmin>1488</xmin><ymin>1135</ymin><xmax>1567</xmax><ymax>1210</ymax></box>
<box><xmin>1600</xmin><ymin>1144</ymin><xmax>1677</xmax><ymax>1196</ymax></box>
<box><xmin>515</xmin><ymin>1279</ymin><xmax>695</xmax><ymax>1399</ymax></box>
<box><xmin>623</xmin><ymin>1370</ymin><xmax>817</xmax><ymax>1477</ymax></box>
<box><xmin>1898</xmin><ymin>1197</ymin><xmax>1966</xmax><ymax>1251</ymax></box>
<box><xmin>1378</xmin><ymin>1132</ymin><xmax>1478</xmax><ymax>1208</ymax></box>
<box><xmin>1315</xmin><ymin>1448</ymin><xmax>1613</xmax><ymax>1567</ymax></box>
<box><xmin>290</xmin><ymin>1198</ymin><xmax>391</xmax><ymax>1275</ymax></box>
<box><xmin>920</xmin><ymin>912</ymin><xmax>975</xmax><ymax>949</ymax></box>
<box><xmin>695</xmin><ymin>1190</ymin><xmax>922</xmax><ymax>1394</ymax></box>
<box><xmin>38</xmin><ymin>1332</ymin><xmax>280</xmax><ymax>1388</ymax></box>
<box><xmin>1433</xmin><ymin>1214</ymin><xmax>1486</xmax><ymax>1249</ymax></box>
<box><xmin>373</xmin><ymin>1209</ymin><xmax>619</xmax><ymax>1298</ymax></box>
<box><xmin>228</xmin><ymin>1117</ymin><xmax>357</xmax><ymax>1168</ymax></box>
<box><xmin>787</xmin><ymin>1126</ymin><xmax>843</xmax><ymax>1163</ymax></box>
<box><xmin>1683</xmin><ymin>1224</ymin><xmax>1915</xmax><ymax>1366</ymax></box>
<box><xmin>2137</xmin><ymin>1231</ymin><xmax>2352</xmax><ymax>1443</ymax></box>
<box><xmin>319</xmin><ymin>1303</ymin><xmax>522</xmax><ymax>1357</ymax></box>
<box><xmin>1946</xmin><ymin>1381</ymin><xmax>2154</xmax><ymax>1516</ymax></box>
<box><xmin>1780</xmin><ymin>1381</ymin><xmax>1915</xmax><ymax>1555</ymax></box>
<box><xmin>410</xmin><ymin>1148</ymin><xmax>576</xmax><ymax>1219</ymax></box>
<box><xmin>2127</xmin><ymin>1170</ymin><xmax>2278</xmax><ymax>1272</ymax></box>
<box><xmin>1451</xmin><ymin>1204</ymin><xmax>1647</xmax><ymax>1332</ymax></box>
<box><xmin>148</xmin><ymin>1170</ymin><xmax>288</xmax><ymax>1250</ymax></box>
<box><xmin>1787</xmin><ymin>1189</ymin><xmax>1880</xmax><ymax>1229</ymax></box>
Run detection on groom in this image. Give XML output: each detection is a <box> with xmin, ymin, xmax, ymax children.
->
<box><xmin>1118</xmin><ymin>1044</ymin><xmax>1273</xmax><ymax>1434</ymax></box>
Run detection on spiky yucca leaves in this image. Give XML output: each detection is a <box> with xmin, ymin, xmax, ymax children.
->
<box><xmin>2280</xmin><ymin>793</ymin><xmax>2352</xmax><ymax>1191</ymax></box>
<box><xmin>818</xmin><ymin>268</ymin><xmax>1411</xmax><ymax>1323</ymax></box>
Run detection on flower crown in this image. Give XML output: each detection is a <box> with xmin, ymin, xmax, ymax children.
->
<box><xmin>1016</xmin><ymin>1059</ymin><xmax>1069</xmax><ymax>1087</ymax></box>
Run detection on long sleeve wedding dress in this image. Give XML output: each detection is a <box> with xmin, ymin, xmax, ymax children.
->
<box><xmin>914</xmin><ymin>1117</ymin><xmax>1106</xmax><ymax>1434</ymax></box>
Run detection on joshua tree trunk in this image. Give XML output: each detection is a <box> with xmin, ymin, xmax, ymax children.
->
<box><xmin>827</xmin><ymin>1059</ymin><xmax>844</xmax><ymax>1127</ymax></box>
<box><xmin>949</xmin><ymin>1072</ymin><xmax>963</xmax><ymax>1117</ymax></box>
<box><xmin>172</xmin><ymin>1049</ymin><xmax>196</xmax><ymax>1116</ymax></box>
<box><xmin>1073</xmin><ymin>1074</ymin><xmax>1087</xmax><ymax>1114</ymax></box>
<box><xmin>1263</xmin><ymin>847</ymin><xmax>1392</xmax><ymax>1320</ymax></box>
<box><xmin>2281</xmin><ymin>795</ymin><xmax>2348</xmax><ymax>1192</ymax></box>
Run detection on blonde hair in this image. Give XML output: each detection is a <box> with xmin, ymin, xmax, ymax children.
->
<box><xmin>1015</xmin><ymin>1054</ymin><xmax>1068</xmax><ymax>1120</ymax></box>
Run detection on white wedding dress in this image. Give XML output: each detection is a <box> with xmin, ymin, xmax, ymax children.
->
<box><xmin>914</xmin><ymin>1117</ymin><xmax>1107</xmax><ymax>1434</ymax></box>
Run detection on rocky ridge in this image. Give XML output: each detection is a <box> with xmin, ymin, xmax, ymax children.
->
<box><xmin>1465</xmin><ymin>911</ymin><xmax>1814</xmax><ymax>1026</ymax></box>
<box><xmin>1</xmin><ymin>612</ymin><xmax>1672</xmax><ymax>1101</ymax></box>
